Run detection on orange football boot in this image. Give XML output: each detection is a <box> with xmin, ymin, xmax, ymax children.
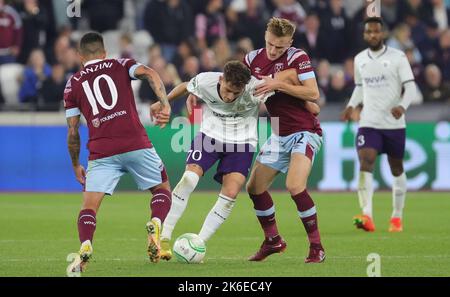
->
<box><xmin>353</xmin><ymin>214</ymin><xmax>376</xmax><ymax>232</ymax></box>
<box><xmin>388</xmin><ymin>217</ymin><xmax>403</xmax><ymax>232</ymax></box>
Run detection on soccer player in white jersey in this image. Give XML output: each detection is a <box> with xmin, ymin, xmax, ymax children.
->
<box><xmin>341</xmin><ymin>17</ymin><xmax>416</xmax><ymax>233</ymax></box>
<box><xmin>150</xmin><ymin>61</ymin><xmax>320</xmax><ymax>260</ymax></box>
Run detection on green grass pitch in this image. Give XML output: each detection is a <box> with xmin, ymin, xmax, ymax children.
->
<box><xmin>1</xmin><ymin>192</ymin><xmax>449</xmax><ymax>277</ymax></box>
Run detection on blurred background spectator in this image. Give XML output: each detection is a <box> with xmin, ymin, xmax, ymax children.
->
<box><xmin>18</xmin><ymin>48</ymin><xmax>51</xmax><ymax>105</ymax></box>
<box><xmin>0</xmin><ymin>0</ymin><xmax>22</xmax><ymax>65</ymax></box>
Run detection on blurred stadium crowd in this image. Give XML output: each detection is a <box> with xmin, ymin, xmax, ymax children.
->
<box><xmin>0</xmin><ymin>0</ymin><xmax>449</xmax><ymax>115</ymax></box>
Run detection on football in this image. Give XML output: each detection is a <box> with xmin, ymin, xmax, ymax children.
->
<box><xmin>173</xmin><ymin>233</ymin><xmax>206</xmax><ymax>264</ymax></box>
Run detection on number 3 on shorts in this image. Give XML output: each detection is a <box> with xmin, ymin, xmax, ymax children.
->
<box><xmin>357</xmin><ymin>135</ymin><xmax>365</xmax><ymax>147</ymax></box>
<box><xmin>187</xmin><ymin>150</ymin><xmax>202</xmax><ymax>161</ymax></box>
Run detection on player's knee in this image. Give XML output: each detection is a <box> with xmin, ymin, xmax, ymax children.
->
<box><xmin>286</xmin><ymin>181</ymin><xmax>306</xmax><ymax>196</ymax></box>
<box><xmin>150</xmin><ymin>181</ymin><xmax>171</xmax><ymax>194</ymax></box>
<box><xmin>359</xmin><ymin>158</ymin><xmax>375</xmax><ymax>172</ymax></box>
<box><xmin>220</xmin><ymin>188</ymin><xmax>239</xmax><ymax>199</ymax></box>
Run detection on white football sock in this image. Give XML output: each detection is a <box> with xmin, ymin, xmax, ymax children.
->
<box><xmin>392</xmin><ymin>172</ymin><xmax>407</xmax><ymax>218</ymax></box>
<box><xmin>358</xmin><ymin>171</ymin><xmax>374</xmax><ymax>218</ymax></box>
<box><xmin>198</xmin><ymin>193</ymin><xmax>235</xmax><ymax>242</ymax></box>
<box><xmin>161</xmin><ymin>171</ymin><xmax>200</xmax><ymax>240</ymax></box>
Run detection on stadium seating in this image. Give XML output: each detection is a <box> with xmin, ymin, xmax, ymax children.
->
<box><xmin>132</xmin><ymin>30</ymin><xmax>154</xmax><ymax>63</ymax></box>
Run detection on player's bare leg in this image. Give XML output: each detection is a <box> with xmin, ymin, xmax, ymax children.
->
<box><xmin>198</xmin><ymin>173</ymin><xmax>244</xmax><ymax>242</ymax></box>
<box><xmin>388</xmin><ymin>156</ymin><xmax>406</xmax><ymax>232</ymax></box>
<box><xmin>287</xmin><ymin>153</ymin><xmax>325</xmax><ymax>263</ymax></box>
<box><xmin>160</xmin><ymin>164</ymin><xmax>202</xmax><ymax>261</ymax></box>
<box><xmin>354</xmin><ymin>148</ymin><xmax>377</xmax><ymax>232</ymax></box>
<box><xmin>147</xmin><ymin>181</ymin><xmax>171</xmax><ymax>263</ymax></box>
<box><xmin>67</xmin><ymin>192</ymin><xmax>104</xmax><ymax>275</ymax></box>
<box><xmin>246</xmin><ymin>162</ymin><xmax>286</xmax><ymax>261</ymax></box>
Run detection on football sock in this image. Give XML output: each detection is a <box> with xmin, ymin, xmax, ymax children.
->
<box><xmin>150</xmin><ymin>188</ymin><xmax>171</xmax><ymax>223</ymax></box>
<box><xmin>392</xmin><ymin>172</ymin><xmax>407</xmax><ymax>218</ymax></box>
<box><xmin>358</xmin><ymin>171</ymin><xmax>374</xmax><ymax>218</ymax></box>
<box><xmin>161</xmin><ymin>171</ymin><xmax>200</xmax><ymax>240</ymax></box>
<box><xmin>78</xmin><ymin>209</ymin><xmax>96</xmax><ymax>244</ymax></box>
<box><xmin>291</xmin><ymin>190</ymin><xmax>322</xmax><ymax>247</ymax></box>
<box><xmin>198</xmin><ymin>193</ymin><xmax>235</xmax><ymax>242</ymax></box>
<box><xmin>249</xmin><ymin>191</ymin><xmax>280</xmax><ymax>243</ymax></box>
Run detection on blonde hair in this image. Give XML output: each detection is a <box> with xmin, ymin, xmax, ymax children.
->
<box><xmin>266</xmin><ymin>17</ymin><xmax>296</xmax><ymax>38</ymax></box>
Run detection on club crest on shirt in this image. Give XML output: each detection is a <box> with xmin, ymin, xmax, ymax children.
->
<box><xmin>254</xmin><ymin>67</ymin><xmax>261</xmax><ymax>74</ymax></box>
<box><xmin>382</xmin><ymin>60</ymin><xmax>391</xmax><ymax>67</ymax></box>
<box><xmin>92</xmin><ymin>118</ymin><xmax>100</xmax><ymax>128</ymax></box>
<box><xmin>275</xmin><ymin>63</ymin><xmax>284</xmax><ymax>72</ymax></box>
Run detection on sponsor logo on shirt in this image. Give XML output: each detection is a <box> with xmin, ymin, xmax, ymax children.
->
<box><xmin>92</xmin><ymin>118</ymin><xmax>100</xmax><ymax>128</ymax></box>
<box><xmin>275</xmin><ymin>63</ymin><xmax>284</xmax><ymax>72</ymax></box>
<box><xmin>99</xmin><ymin>110</ymin><xmax>127</xmax><ymax>124</ymax></box>
<box><xmin>363</xmin><ymin>74</ymin><xmax>388</xmax><ymax>87</ymax></box>
<box><xmin>298</xmin><ymin>60</ymin><xmax>312</xmax><ymax>70</ymax></box>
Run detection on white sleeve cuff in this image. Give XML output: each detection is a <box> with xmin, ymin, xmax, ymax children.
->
<box><xmin>65</xmin><ymin>107</ymin><xmax>81</xmax><ymax>118</ymax></box>
<box><xmin>129</xmin><ymin>63</ymin><xmax>142</xmax><ymax>80</ymax></box>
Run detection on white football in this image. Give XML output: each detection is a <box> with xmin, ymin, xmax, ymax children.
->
<box><xmin>173</xmin><ymin>233</ymin><xmax>206</xmax><ymax>264</ymax></box>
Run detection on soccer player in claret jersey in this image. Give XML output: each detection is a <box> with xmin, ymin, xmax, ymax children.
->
<box><xmin>65</xmin><ymin>32</ymin><xmax>172</xmax><ymax>274</ymax></box>
<box><xmin>341</xmin><ymin>17</ymin><xmax>416</xmax><ymax>233</ymax></box>
<box><xmin>243</xmin><ymin>17</ymin><xmax>325</xmax><ymax>263</ymax></box>
<box><xmin>149</xmin><ymin>61</ymin><xmax>320</xmax><ymax>260</ymax></box>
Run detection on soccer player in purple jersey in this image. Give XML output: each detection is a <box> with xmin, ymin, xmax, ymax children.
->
<box><xmin>65</xmin><ymin>32</ymin><xmax>172</xmax><ymax>274</ymax></box>
<box><xmin>243</xmin><ymin>18</ymin><xmax>325</xmax><ymax>263</ymax></box>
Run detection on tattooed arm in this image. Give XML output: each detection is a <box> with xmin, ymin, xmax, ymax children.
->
<box><xmin>67</xmin><ymin>115</ymin><xmax>86</xmax><ymax>185</ymax></box>
<box><xmin>134</xmin><ymin>65</ymin><xmax>171</xmax><ymax>127</ymax></box>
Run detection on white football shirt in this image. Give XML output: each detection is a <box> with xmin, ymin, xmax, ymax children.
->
<box><xmin>349</xmin><ymin>46</ymin><xmax>415</xmax><ymax>129</ymax></box>
<box><xmin>187</xmin><ymin>72</ymin><xmax>273</xmax><ymax>147</ymax></box>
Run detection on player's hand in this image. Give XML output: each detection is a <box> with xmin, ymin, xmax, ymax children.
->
<box><xmin>254</xmin><ymin>76</ymin><xmax>279</xmax><ymax>97</ymax></box>
<box><xmin>150</xmin><ymin>102</ymin><xmax>161</xmax><ymax>121</ymax></box>
<box><xmin>391</xmin><ymin>106</ymin><xmax>405</xmax><ymax>119</ymax></box>
<box><xmin>157</xmin><ymin>104</ymin><xmax>171</xmax><ymax>128</ymax></box>
<box><xmin>340</xmin><ymin>106</ymin><xmax>354</xmax><ymax>121</ymax></box>
<box><xmin>186</xmin><ymin>94</ymin><xmax>198</xmax><ymax>116</ymax></box>
<box><xmin>73</xmin><ymin>165</ymin><xmax>86</xmax><ymax>186</ymax></box>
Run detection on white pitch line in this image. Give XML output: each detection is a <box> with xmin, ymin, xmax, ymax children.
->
<box><xmin>2</xmin><ymin>255</ymin><xmax>450</xmax><ymax>262</ymax></box>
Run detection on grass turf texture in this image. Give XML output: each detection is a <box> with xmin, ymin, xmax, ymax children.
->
<box><xmin>0</xmin><ymin>192</ymin><xmax>449</xmax><ymax>277</ymax></box>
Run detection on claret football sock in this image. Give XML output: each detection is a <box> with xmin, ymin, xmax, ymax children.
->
<box><xmin>291</xmin><ymin>190</ymin><xmax>322</xmax><ymax>246</ymax></box>
<box><xmin>249</xmin><ymin>191</ymin><xmax>280</xmax><ymax>240</ymax></box>
<box><xmin>161</xmin><ymin>171</ymin><xmax>200</xmax><ymax>240</ymax></box>
<box><xmin>78</xmin><ymin>209</ymin><xmax>96</xmax><ymax>244</ymax></box>
<box><xmin>150</xmin><ymin>188</ymin><xmax>171</xmax><ymax>223</ymax></box>
<box><xmin>198</xmin><ymin>193</ymin><xmax>235</xmax><ymax>242</ymax></box>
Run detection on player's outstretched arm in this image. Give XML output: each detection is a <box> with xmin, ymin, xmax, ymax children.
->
<box><xmin>67</xmin><ymin>115</ymin><xmax>85</xmax><ymax>185</ymax></box>
<box><xmin>134</xmin><ymin>65</ymin><xmax>171</xmax><ymax>127</ymax></box>
<box><xmin>305</xmin><ymin>102</ymin><xmax>320</xmax><ymax>115</ymax></box>
<box><xmin>255</xmin><ymin>68</ymin><xmax>319</xmax><ymax>102</ymax></box>
<box><xmin>134</xmin><ymin>65</ymin><xmax>169</xmax><ymax>107</ymax></box>
<box><xmin>168</xmin><ymin>82</ymin><xmax>189</xmax><ymax>101</ymax></box>
<box><xmin>272</xmin><ymin>69</ymin><xmax>320</xmax><ymax>114</ymax></box>
<box><xmin>150</xmin><ymin>82</ymin><xmax>190</xmax><ymax>122</ymax></box>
